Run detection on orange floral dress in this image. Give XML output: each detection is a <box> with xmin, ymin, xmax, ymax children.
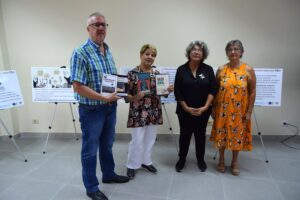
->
<box><xmin>210</xmin><ymin>63</ymin><xmax>252</xmax><ymax>151</ymax></box>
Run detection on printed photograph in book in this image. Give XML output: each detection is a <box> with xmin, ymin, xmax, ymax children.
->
<box><xmin>116</xmin><ymin>75</ymin><xmax>129</xmax><ymax>97</ymax></box>
<box><xmin>156</xmin><ymin>74</ymin><xmax>170</xmax><ymax>96</ymax></box>
<box><xmin>137</xmin><ymin>72</ymin><xmax>151</xmax><ymax>94</ymax></box>
<box><xmin>101</xmin><ymin>73</ymin><xmax>117</xmax><ymax>96</ymax></box>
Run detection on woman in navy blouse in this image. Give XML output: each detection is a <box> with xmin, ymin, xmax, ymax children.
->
<box><xmin>174</xmin><ymin>41</ymin><xmax>217</xmax><ymax>172</ymax></box>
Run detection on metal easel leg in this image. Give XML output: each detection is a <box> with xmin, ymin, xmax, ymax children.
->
<box><xmin>69</xmin><ymin>103</ymin><xmax>79</xmax><ymax>140</ymax></box>
<box><xmin>162</xmin><ymin>103</ymin><xmax>178</xmax><ymax>152</ymax></box>
<box><xmin>43</xmin><ymin>102</ymin><xmax>58</xmax><ymax>154</ymax></box>
<box><xmin>0</xmin><ymin>118</ymin><xmax>28</xmax><ymax>162</ymax></box>
<box><xmin>253</xmin><ymin>109</ymin><xmax>269</xmax><ymax>163</ymax></box>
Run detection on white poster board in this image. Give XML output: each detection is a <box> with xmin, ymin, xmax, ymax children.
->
<box><xmin>0</xmin><ymin>70</ymin><xmax>24</xmax><ymax>109</ymax></box>
<box><xmin>212</xmin><ymin>67</ymin><xmax>283</xmax><ymax>107</ymax></box>
<box><xmin>254</xmin><ymin>68</ymin><xmax>283</xmax><ymax>107</ymax></box>
<box><xmin>31</xmin><ymin>67</ymin><xmax>76</xmax><ymax>103</ymax></box>
<box><xmin>118</xmin><ymin>66</ymin><xmax>283</xmax><ymax>107</ymax></box>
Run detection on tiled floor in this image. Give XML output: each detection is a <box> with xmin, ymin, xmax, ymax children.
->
<box><xmin>0</xmin><ymin>133</ymin><xmax>299</xmax><ymax>200</ymax></box>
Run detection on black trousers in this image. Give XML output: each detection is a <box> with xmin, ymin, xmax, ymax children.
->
<box><xmin>177</xmin><ymin>108</ymin><xmax>211</xmax><ymax>162</ymax></box>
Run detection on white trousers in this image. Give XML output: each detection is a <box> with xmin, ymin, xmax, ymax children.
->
<box><xmin>127</xmin><ymin>125</ymin><xmax>157</xmax><ymax>169</ymax></box>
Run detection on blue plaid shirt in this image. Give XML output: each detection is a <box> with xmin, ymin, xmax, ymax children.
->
<box><xmin>70</xmin><ymin>39</ymin><xmax>117</xmax><ymax>105</ymax></box>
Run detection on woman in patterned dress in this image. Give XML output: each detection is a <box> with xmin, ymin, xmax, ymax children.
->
<box><xmin>125</xmin><ymin>44</ymin><xmax>173</xmax><ymax>179</ymax></box>
<box><xmin>210</xmin><ymin>40</ymin><xmax>256</xmax><ymax>176</ymax></box>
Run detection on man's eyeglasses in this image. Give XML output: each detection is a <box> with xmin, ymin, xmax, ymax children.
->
<box><xmin>88</xmin><ymin>23</ymin><xmax>109</xmax><ymax>29</ymax></box>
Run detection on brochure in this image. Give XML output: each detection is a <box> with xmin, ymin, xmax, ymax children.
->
<box><xmin>155</xmin><ymin>74</ymin><xmax>170</xmax><ymax>96</ymax></box>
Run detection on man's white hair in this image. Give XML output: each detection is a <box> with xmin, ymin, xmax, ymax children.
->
<box><xmin>86</xmin><ymin>12</ymin><xmax>105</xmax><ymax>26</ymax></box>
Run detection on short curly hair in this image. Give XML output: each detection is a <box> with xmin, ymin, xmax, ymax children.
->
<box><xmin>185</xmin><ymin>40</ymin><xmax>209</xmax><ymax>61</ymax></box>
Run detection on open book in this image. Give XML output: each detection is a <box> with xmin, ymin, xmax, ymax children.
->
<box><xmin>116</xmin><ymin>75</ymin><xmax>129</xmax><ymax>97</ymax></box>
<box><xmin>101</xmin><ymin>73</ymin><xmax>129</xmax><ymax>96</ymax></box>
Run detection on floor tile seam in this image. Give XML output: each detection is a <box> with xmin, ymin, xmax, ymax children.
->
<box><xmin>220</xmin><ymin>174</ymin><xmax>227</xmax><ymax>200</ymax></box>
<box><xmin>20</xmin><ymin>176</ymin><xmax>67</xmax><ymax>185</ymax></box>
<box><xmin>0</xmin><ymin>148</ymin><xmax>19</xmax><ymax>153</ymax></box>
<box><xmin>0</xmin><ymin>173</ymin><xmax>29</xmax><ymax>196</ymax></box>
<box><xmin>254</xmin><ymin>146</ymin><xmax>300</xmax><ymax>152</ymax></box>
<box><xmin>29</xmin><ymin>157</ymin><xmax>81</xmax><ymax>180</ymax></box>
<box><xmin>40</xmin><ymin>149</ymin><xmax>66</xmax><ymax>158</ymax></box>
<box><xmin>0</xmin><ymin>150</ymin><xmax>64</xmax><ymax>161</ymax></box>
<box><xmin>70</xmin><ymin>167</ymin><xmax>82</xmax><ymax>180</ymax></box>
<box><xmin>172</xmin><ymin>170</ymin><xmax>222</xmax><ymax>178</ymax></box>
<box><xmin>264</xmin><ymin>161</ymin><xmax>286</xmax><ymax>200</ymax></box>
<box><xmin>104</xmin><ymin>176</ymin><xmax>118</xmax><ymax>199</ymax></box>
<box><xmin>0</xmin><ymin>156</ymin><xmax>48</xmax><ymax>178</ymax></box>
<box><xmin>45</xmin><ymin>153</ymin><xmax>127</xmax><ymax>161</ymax></box>
<box><xmin>19</xmin><ymin>154</ymin><xmax>58</xmax><ymax>179</ymax></box>
<box><xmin>107</xmin><ymin>189</ymin><xmax>117</xmax><ymax>199</ymax></box>
<box><xmin>165</xmin><ymin>170</ymin><xmax>175</xmax><ymax>200</ymax></box>
<box><xmin>55</xmin><ymin>142</ymin><xmax>81</xmax><ymax>154</ymax></box>
<box><xmin>233</xmin><ymin>175</ymin><xmax>274</xmax><ymax>182</ymax></box>
<box><xmin>49</xmin><ymin>182</ymin><xmax>68</xmax><ymax>200</ymax></box>
<box><xmin>276</xmin><ymin>179</ymin><xmax>300</xmax><ymax>185</ymax></box>
<box><xmin>42</xmin><ymin>154</ymin><xmax>81</xmax><ymax>160</ymax></box>
<box><xmin>18</xmin><ymin>152</ymin><xmax>52</xmax><ymax>156</ymax></box>
<box><xmin>110</xmin><ymin>190</ymin><xmax>167</xmax><ymax>199</ymax></box>
<box><xmin>0</xmin><ymin>172</ymin><xmax>19</xmax><ymax>178</ymax></box>
<box><xmin>0</xmin><ymin>172</ymin><xmax>28</xmax><ymax>183</ymax></box>
<box><xmin>261</xmin><ymin>157</ymin><xmax>300</xmax><ymax>162</ymax></box>
<box><xmin>30</xmin><ymin>167</ymin><xmax>80</xmax><ymax>184</ymax></box>
<box><xmin>113</xmin><ymin>162</ymin><xmax>128</xmax><ymax>166</ymax></box>
<box><xmin>65</xmin><ymin>182</ymin><xmax>82</xmax><ymax>188</ymax></box>
<box><xmin>0</xmin><ymin>149</ymin><xmax>27</xmax><ymax>156</ymax></box>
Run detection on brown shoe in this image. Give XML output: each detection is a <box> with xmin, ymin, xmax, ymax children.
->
<box><xmin>231</xmin><ymin>163</ymin><xmax>240</xmax><ymax>176</ymax></box>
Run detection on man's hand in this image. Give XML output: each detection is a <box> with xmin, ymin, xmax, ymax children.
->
<box><xmin>104</xmin><ymin>92</ymin><xmax>121</xmax><ymax>102</ymax></box>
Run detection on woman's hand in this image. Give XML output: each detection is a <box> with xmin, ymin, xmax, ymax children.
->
<box><xmin>134</xmin><ymin>92</ymin><xmax>145</xmax><ymax>101</ymax></box>
<box><xmin>127</xmin><ymin>92</ymin><xmax>145</xmax><ymax>102</ymax></box>
<box><xmin>167</xmin><ymin>84</ymin><xmax>174</xmax><ymax>93</ymax></box>
<box><xmin>185</xmin><ymin>106</ymin><xmax>196</xmax><ymax>115</ymax></box>
<box><xmin>243</xmin><ymin>111</ymin><xmax>252</xmax><ymax>122</ymax></box>
<box><xmin>190</xmin><ymin>106</ymin><xmax>208</xmax><ymax>116</ymax></box>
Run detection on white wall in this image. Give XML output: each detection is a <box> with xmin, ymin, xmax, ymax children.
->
<box><xmin>0</xmin><ymin>0</ymin><xmax>299</xmax><ymax>135</ymax></box>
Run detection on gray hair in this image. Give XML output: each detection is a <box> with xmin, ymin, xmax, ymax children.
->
<box><xmin>225</xmin><ymin>40</ymin><xmax>244</xmax><ymax>58</ymax></box>
<box><xmin>87</xmin><ymin>12</ymin><xmax>105</xmax><ymax>26</ymax></box>
<box><xmin>185</xmin><ymin>40</ymin><xmax>209</xmax><ymax>61</ymax></box>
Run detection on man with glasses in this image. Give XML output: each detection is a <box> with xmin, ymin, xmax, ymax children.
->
<box><xmin>70</xmin><ymin>12</ymin><xmax>129</xmax><ymax>200</ymax></box>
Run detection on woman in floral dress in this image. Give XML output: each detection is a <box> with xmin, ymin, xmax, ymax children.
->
<box><xmin>210</xmin><ymin>40</ymin><xmax>256</xmax><ymax>176</ymax></box>
<box><xmin>126</xmin><ymin>44</ymin><xmax>173</xmax><ymax>179</ymax></box>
